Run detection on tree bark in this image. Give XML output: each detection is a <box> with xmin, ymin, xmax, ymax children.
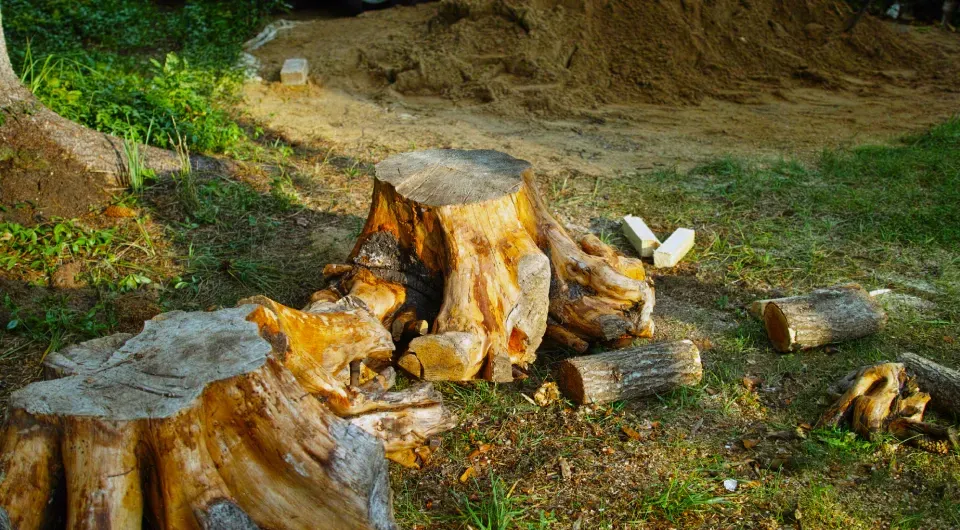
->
<box><xmin>320</xmin><ymin>149</ymin><xmax>655</xmax><ymax>382</ymax></box>
<box><xmin>762</xmin><ymin>284</ymin><xmax>887</xmax><ymax>353</ymax></box>
<box><xmin>556</xmin><ymin>340</ymin><xmax>702</xmax><ymax>405</ymax></box>
<box><xmin>0</xmin><ymin>304</ymin><xmax>439</xmax><ymax>530</ymax></box>
<box><xmin>0</xmin><ymin>7</ymin><xmax>219</xmax><ymax>186</ymax></box>
<box><xmin>899</xmin><ymin>352</ymin><xmax>960</xmax><ymax>416</ymax></box>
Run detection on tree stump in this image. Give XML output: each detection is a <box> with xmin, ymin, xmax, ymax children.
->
<box><xmin>762</xmin><ymin>284</ymin><xmax>887</xmax><ymax>353</ymax></box>
<box><xmin>0</xmin><ymin>306</ymin><xmax>398</xmax><ymax>530</ymax></box>
<box><xmin>557</xmin><ymin>340</ymin><xmax>702</xmax><ymax>405</ymax></box>
<box><xmin>818</xmin><ymin>362</ymin><xmax>958</xmax><ymax>454</ymax></box>
<box><xmin>319</xmin><ymin>149</ymin><xmax>655</xmax><ymax>382</ymax></box>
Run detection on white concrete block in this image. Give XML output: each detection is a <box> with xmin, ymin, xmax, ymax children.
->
<box><xmin>281</xmin><ymin>58</ymin><xmax>309</xmax><ymax>86</ymax></box>
<box><xmin>621</xmin><ymin>215</ymin><xmax>660</xmax><ymax>257</ymax></box>
<box><xmin>654</xmin><ymin>228</ymin><xmax>695</xmax><ymax>268</ymax></box>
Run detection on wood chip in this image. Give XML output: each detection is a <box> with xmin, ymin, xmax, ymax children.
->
<box><xmin>459</xmin><ymin>466</ymin><xmax>476</xmax><ymax>483</ymax></box>
<box><xmin>558</xmin><ymin>457</ymin><xmax>572</xmax><ymax>481</ymax></box>
<box><xmin>742</xmin><ymin>375</ymin><xmax>762</xmax><ymax>391</ymax></box>
<box><xmin>621</xmin><ymin>425</ymin><xmax>644</xmax><ymax>441</ymax></box>
<box><xmin>534</xmin><ymin>381</ymin><xmax>560</xmax><ymax>407</ymax></box>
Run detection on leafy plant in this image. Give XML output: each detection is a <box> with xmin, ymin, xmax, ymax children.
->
<box><xmin>0</xmin><ymin>221</ymin><xmax>116</xmax><ymax>275</ymax></box>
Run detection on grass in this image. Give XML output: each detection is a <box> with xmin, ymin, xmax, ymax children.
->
<box><xmin>6</xmin><ymin>0</ymin><xmax>290</xmax><ymax>154</ymax></box>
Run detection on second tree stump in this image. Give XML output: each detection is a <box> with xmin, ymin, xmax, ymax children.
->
<box><xmin>318</xmin><ymin>149</ymin><xmax>656</xmax><ymax>382</ymax></box>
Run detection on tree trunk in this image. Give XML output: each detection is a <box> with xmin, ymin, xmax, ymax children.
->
<box><xmin>0</xmin><ymin>306</ymin><xmax>399</xmax><ymax>530</ymax></box>
<box><xmin>556</xmin><ymin>340</ymin><xmax>702</xmax><ymax>405</ymax></box>
<box><xmin>899</xmin><ymin>352</ymin><xmax>960</xmax><ymax>416</ymax></box>
<box><xmin>0</xmin><ymin>7</ymin><xmax>218</xmax><ymax>186</ymax></box>
<box><xmin>319</xmin><ymin>149</ymin><xmax>655</xmax><ymax>382</ymax></box>
<box><xmin>762</xmin><ymin>284</ymin><xmax>887</xmax><ymax>353</ymax></box>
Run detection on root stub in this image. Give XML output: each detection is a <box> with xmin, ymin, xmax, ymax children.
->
<box><xmin>329</xmin><ymin>148</ymin><xmax>655</xmax><ymax>382</ymax></box>
<box><xmin>0</xmin><ymin>306</ymin><xmax>401</xmax><ymax>530</ymax></box>
<box><xmin>556</xmin><ymin>340</ymin><xmax>703</xmax><ymax>405</ymax></box>
<box><xmin>819</xmin><ymin>361</ymin><xmax>959</xmax><ymax>454</ymax></box>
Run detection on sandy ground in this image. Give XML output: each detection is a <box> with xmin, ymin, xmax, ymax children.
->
<box><xmin>243</xmin><ymin>8</ymin><xmax>960</xmax><ymax>178</ymax></box>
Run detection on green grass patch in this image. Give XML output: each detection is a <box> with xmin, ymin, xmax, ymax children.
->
<box><xmin>4</xmin><ymin>0</ymin><xmax>289</xmax><ymax>154</ymax></box>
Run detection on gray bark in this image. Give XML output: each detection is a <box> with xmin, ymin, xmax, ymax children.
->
<box><xmin>899</xmin><ymin>352</ymin><xmax>960</xmax><ymax>416</ymax></box>
<box><xmin>762</xmin><ymin>284</ymin><xmax>887</xmax><ymax>353</ymax></box>
<box><xmin>557</xmin><ymin>340</ymin><xmax>703</xmax><ymax>405</ymax></box>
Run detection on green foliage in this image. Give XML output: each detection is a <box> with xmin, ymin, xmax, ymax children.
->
<box><xmin>0</xmin><ymin>220</ymin><xmax>116</xmax><ymax>275</ymax></box>
<box><xmin>4</xmin><ymin>295</ymin><xmax>114</xmax><ymax>354</ymax></box>
<box><xmin>454</xmin><ymin>473</ymin><xmax>554</xmax><ymax>530</ymax></box>
<box><xmin>635</xmin><ymin>476</ymin><xmax>727</xmax><ymax>523</ymax></box>
<box><xmin>4</xmin><ymin>0</ymin><xmax>290</xmax><ymax>154</ymax></box>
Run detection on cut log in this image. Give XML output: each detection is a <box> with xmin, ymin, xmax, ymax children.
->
<box><xmin>325</xmin><ymin>149</ymin><xmax>655</xmax><ymax>382</ymax></box>
<box><xmin>899</xmin><ymin>352</ymin><xmax>960</xmax><ymax>416</ymax></box>
<box><xmin>0</xmin><ymin>307</ymin><xmax>398</xmax><ymax>530</ymax></box>
<box><xmin>556</xmin><ymin>340</ymin><xmax>703</xmax><ymax>405</ymax></box>
<box><xmin>762</xmin><ymin>284</ymin><xmax>887</xmax><ymax>353</ymax></box>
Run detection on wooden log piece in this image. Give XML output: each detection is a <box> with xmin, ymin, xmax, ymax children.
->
<box><xmin>762</xmin><ymin>284</ymin><xmax>887</xmax><ymax>353</ymax></box>
<box><xmin>557</xmin><ymin>340</ymin><xmax>703</xmax><ymax>405</ymax></box>
<box><xmin>334</xmin><ymin>149</ymin><xmax>656</xmax><ymax>382</ymax></box>
<box><xmin>0</xmin><ymin>306</ymin><xmax>398</xmax><ymax>530</ymax></box>
<box><xmin>899</xmin><ymin>352</ymin><xmax>960</xmax><ymax>416</ymax></box>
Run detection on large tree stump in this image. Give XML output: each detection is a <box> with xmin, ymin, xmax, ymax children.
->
<box><xmin>320</xmin><ymin>149</ymin><xmax>655</xmax><ymax>382</ymax></box>
<box><xmin>762</xmin><ymin>284</ymin><xmax>887</xmax><ymax>353</ymax></box>
<box><xmin>557</xmin><ymin>340</ymin><xmax>702</xmax><ymax>405</ymax></box>
<box><xmin>0</xmin><ymin>306</ymin><xmax>398</xmax><ymax>530</ymax></box>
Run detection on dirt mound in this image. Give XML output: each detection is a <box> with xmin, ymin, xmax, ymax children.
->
<box><xmin>0</xmin><ymin>120</ymin><xmax>109</xmax><ymax>225</ymax></box>
<box><xmin>297</xmin><ymin>0</ymin><xmax>944</xmax><ymax>114</ymax></box>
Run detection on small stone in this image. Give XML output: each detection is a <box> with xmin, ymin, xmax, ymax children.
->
<box><xmin>723</xmin><ymin>478</ymin><xmax>738</xmax><ymax>492</ymax></box>
<box><xmin>281</xmin><ymin>58</ymin><xmax>309</xmax><ymax>86</ymax></box>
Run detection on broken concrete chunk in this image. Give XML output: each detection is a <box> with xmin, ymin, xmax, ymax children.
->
<box><xmin>653</xmin><ymin>228</ymin><xmax>695</xmax><ymax>268</ymax></box>
<box><xmin>281</xmin><ymin>58</ymin><xmax>309</xmax><ymax>86</ymax></box>
<box><xmin>621</xmin><ymin>215</ymin><xmax>660</xmax><ymax>257</ymax></box>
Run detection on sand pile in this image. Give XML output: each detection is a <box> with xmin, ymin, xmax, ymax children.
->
<box><xmin>347</xmin><ymin>0</ymin><xmax>936</xmax><ymax>112</ymax></box>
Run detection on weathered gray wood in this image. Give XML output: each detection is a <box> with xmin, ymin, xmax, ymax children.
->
<box><xmin>557</xmin><ymin>340</ymin><xmax>702</xmax><ymax>405</ymax></box>
<box><xmin>375</xmin><ymin>149</ymin><xmax>531</xmax><ymax>206</ymax></box>
<box><xmin>762</xmin><ymin>284</ymin><xmax>887</xmax><ymax>353</ymax></box>
<box><xmin>16</xmin><ymin>307</ymin><xmax>272</xmax><ymax>420</ymax></box>
<box><xmin>899</xmin><ymin>352</ymin><xmax>960</xmax><ymax>415</ymax></box>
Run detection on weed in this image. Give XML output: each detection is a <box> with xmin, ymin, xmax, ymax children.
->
<box><xmin>121</xmin><ymin>123</ymin><xmax>155</xmax><ymax>192</ymax></box>
<box><xmin>4</xmin><ymin>295</ymin><xmax>114</xmax><ymax>356</ymax></box>
<box><xmin>635</xmin><ymin>475</ymin><xmax>727</xmax><ymax>523</ymax></box>
<box><xmin>453</xmin><ymin>473</ymin><xmax>553</xmax><ymax>530</ymax></box>
<box><xmin>0</xmin><ymin>221</ymin><xmax>117</xmax><ymax>276</ymax></box>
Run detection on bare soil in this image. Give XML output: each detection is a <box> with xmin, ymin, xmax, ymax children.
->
<box><xmin>0</xmin><ymin>120</ymin><xmax>109</xmax><ymax>225</ymax></box>
<box><xmin>247</xmin><ymin>2</ymin><xmax>960</xmax><ymax>175</ymax></box>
